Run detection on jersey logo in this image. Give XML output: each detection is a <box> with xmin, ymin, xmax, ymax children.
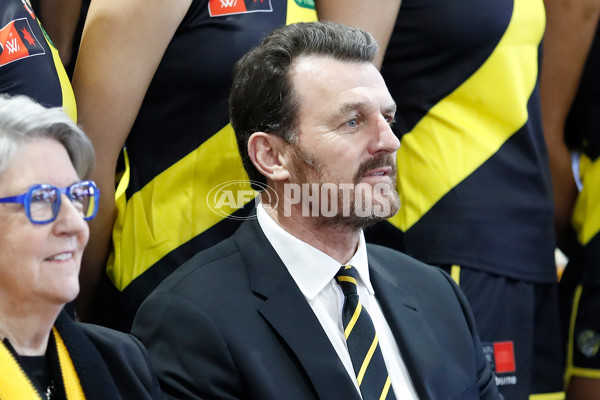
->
<box><xmin>208</xmin><ymin>0</ymin><xmax>273</xmax><ymax>17</ymax></box>
<box><xmin>483</xmin><ymin>341</ymin><xmax>517</xmax><ymax>386</ymax></box>
<box><xmin>0</xmin><ymin>18</ymin><xmax>45</xmax><ymax>67</ymax></box>
<box><xmin>491</xmin><ymin>341</ymin><xmax>516</xmax><ymax>373</ymax></box>
<box><xmin>577</xmin><ymin>330</ymin><xmax>600</xmax><ymax>358</ymax></box>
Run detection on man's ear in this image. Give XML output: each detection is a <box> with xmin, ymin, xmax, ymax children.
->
<box><xmin>248</xmin><ymin>132</ymin><xmax>291</xmax><ymax>182</ymax></box>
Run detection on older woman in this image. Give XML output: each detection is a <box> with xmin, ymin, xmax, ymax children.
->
<box><xmin>0</xmin><ymin>95</ymin><xmax>164</xmax><ymax>400</ymax></box>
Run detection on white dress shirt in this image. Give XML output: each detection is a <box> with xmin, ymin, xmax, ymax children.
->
<box><xmin>256</xmin><ymin>205</ymin><xmax>419</xmax><ymax>399</ymax></box>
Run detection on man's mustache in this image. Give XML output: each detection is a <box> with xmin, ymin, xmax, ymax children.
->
<box><xmin>354</xmin><ymin>154</ymin><xmax>397</xmax><ymax>184</ymax></box>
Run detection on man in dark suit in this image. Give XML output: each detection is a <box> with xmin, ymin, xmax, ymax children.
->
<box><xmin>132</xmin><ymin>21</ymin><xmax>501</xmax><ymax>400</ymax></box>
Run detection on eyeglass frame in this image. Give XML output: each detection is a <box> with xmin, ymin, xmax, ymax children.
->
<box><xmin>0</xmin><ymin>180</ymin><xmax>100</xmax><ymax>225</ymax></box>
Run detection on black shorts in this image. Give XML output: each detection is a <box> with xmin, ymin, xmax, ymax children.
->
<box><xmin>441</xmin><ymin>265</ymin><xmax>565</xmax><ymax>400</ymax></box>
<box><xmin>560</xmin><ymin>280</ymin><xmax>600</xmax><ymax>383</ymax></box>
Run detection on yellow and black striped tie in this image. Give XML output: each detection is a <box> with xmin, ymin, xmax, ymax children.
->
<box><xmin>336</xmin><ymin>265</ymin><xmax>395</xmax><ymax>400</ymax></box>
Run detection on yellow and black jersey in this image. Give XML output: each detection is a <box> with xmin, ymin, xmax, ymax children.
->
<box><xmin>97</xmin><ymin>0</ymin><xmax>317</xmax><ymax>331</ymax></box>
<box><xmin>0</xmin><ymin>0</ymin><xmax>75</xmax><ymax>120</ymax></box>
<box><xmin>367</xmin><ymin>0</ymin><xmax>556</xmax><ymax>283</ymax></box>
<box><xmin>567</xmin><ymin>23</ymin><xmax>600</xmax><ymax>285</ymax></box>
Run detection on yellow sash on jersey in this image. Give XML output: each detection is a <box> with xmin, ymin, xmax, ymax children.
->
<box><xmin>388</xmin><ymin>0</ymin><xmax>545</xmax><ymax>232</ymax></box>
<box><xmin>37</xmin><ymin>20</ymin><xmax>77</xmax><ymax>122</ymax></box>
<box><xmin>0</xmin><ymin>328</ymin><xmax>85</xmax><ymax>399</ymax></box>
<box><xmin>572</xmin><ymin>155</ymin><xmax>600</xmax><ymax>246</ymax></box>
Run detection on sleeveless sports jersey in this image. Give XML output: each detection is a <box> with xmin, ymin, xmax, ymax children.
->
<box><xmin>566</xmin><ymin>24</ymin><xmax>600</xmax><ymax>285</ymax></box>
<box><xmin>367</xmin><ymin>0</ymin><xmax>556</xmax><ymax>283</ymax></box>
<box><xmin>97</xmin><ymin>0</ymin><xmax>317</xmax><ymax>330</ymax></box>
<box><xmin>0</xmin><ymin>0</ymin><xmax>76</xmax><ymax>120</ymax></box>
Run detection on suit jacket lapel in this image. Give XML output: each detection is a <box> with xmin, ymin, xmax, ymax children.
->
<box><xmin>368</xmin><ymin>254</ymin><xmax>446</xmax><ymax>400</ymax></box>
<box><xmin>234</xmin><ymin>219</ymin><xmax>361</xmax><ymax>400</ymax></box>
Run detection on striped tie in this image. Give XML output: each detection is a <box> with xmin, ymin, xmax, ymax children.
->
<box><xmin>336</xmin><ymin>265</ymin><xmax>396</xmax><ymax>400</ymax></box>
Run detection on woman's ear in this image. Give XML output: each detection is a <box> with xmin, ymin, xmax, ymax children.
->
<box><xmin>247</xmin><ymin>132</ymin><xmax>291</xmax><ymax>182</ymax></box>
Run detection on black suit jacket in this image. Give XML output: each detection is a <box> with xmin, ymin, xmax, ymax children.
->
<box><xmin>132</xmin><ymin>217</ymin><xmax>500</xmax><ymax>400</ymax></box>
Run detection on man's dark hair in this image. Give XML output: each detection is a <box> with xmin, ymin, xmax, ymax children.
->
<box><xmin>229</xmin><ymin>21</ymin><xmax>378</xmax><ymax>189</ymax></box>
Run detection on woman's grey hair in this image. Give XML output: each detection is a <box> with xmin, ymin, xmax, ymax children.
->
<box><xmin>0</xmin><ymin>95</ymin><xmax>94</xmax><ymax>178</ymax></box>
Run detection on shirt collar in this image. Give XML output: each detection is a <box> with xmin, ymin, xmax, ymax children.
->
<box><xmin>256</xmin><ymin>204</ymin><xmax>373</xmax><ymax>300</ymax></box>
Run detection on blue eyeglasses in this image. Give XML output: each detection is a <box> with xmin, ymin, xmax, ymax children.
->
<box><xmin>0</xmin><ymin>180</ymin><xmax>100</xmax><ymax>224</ymax></box>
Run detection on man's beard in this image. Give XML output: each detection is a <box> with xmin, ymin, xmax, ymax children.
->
<box><xmin>286</xmin><ymin>144</ymin><xmax>400</xmax><ymax>230</ymax></box>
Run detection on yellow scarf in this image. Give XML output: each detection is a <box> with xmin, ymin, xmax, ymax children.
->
<box><xmin>0</xmin><ymin>327</ymin><xmax>86</xmax><ymax>399</ymax></box>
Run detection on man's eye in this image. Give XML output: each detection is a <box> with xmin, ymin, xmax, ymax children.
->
<box><xmin>347</xmin><ymin>119</ymin><xmax>358</xmax><ymax>128</ymax></box>
<box><xmin>384</xmin><ymin>115</ymin><xmax>396</xmax><ymax>126</ymax></box>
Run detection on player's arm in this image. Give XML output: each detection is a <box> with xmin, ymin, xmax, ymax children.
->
<box><xmin>540</xmin><ymin>0</ymin><xmax>600</xmax><ymax>250</ymax></box>
<box><xmin>315</xmin><ymin>0</ymin><xmax>402</xmax><ymax>69</ymax></box>
<box><xmin>72</xmin><ymin>0</ymin><xmax>192</xmax><ymax>319</ymax></box>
